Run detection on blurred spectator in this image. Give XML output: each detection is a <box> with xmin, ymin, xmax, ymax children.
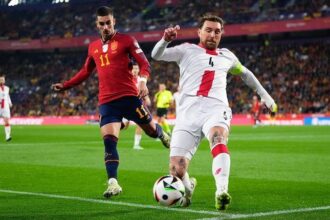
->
<box><xmin>0</xmin><ymin>0</ymin><xmax>328</xmax><ymax>40</ymax></box>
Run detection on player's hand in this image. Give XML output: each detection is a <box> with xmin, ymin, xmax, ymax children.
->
<box><xmin>51</xmin><ymin>83</ymin><xmax>64</xmax><ymax>92</ymax></box>
<box><xmin>163</xmin><ymin>25</ymin><xmax>180</xmax><ymax>42</ymax></box>
<box><xmin>137</xmin><ymin>81</ymin><xmax>149</xmax><ymax>99</ymax></box>
<box><xmin>269</xmin><ymin>103</ymin><xmax>278</xmax><ymax>117</ymax></box>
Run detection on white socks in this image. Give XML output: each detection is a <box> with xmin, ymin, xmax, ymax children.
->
<box><xmin>134</xmin><ymin>134</ymin><xmax>142</xmax><ymax>146</ymax></box>
<box><xmin>211</xmin><ymin>144</ymin><xmax>230</xmax><ymax>195</ymax></box>
<box><xmin>5</xmin><ymin>125</ymin><xmax>11</xmax><ymax>139</ymax></box>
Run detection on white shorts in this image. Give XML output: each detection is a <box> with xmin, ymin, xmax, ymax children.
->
<box><xmin>0</xmin><ymin>108</ymin><xmax>10</xmax><ymax>118</ymax></box>
<box><xmin>170</xmin><ymin>96</ymin><xmax>232</xmax><ymax>160</ymax></box>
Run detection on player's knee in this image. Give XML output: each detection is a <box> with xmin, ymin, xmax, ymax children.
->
<box><xmin>210</xmin><ymin>130</ymin><xmax>228</xmax><ymax>146</ymax></box>
<box><xmin>209</xmin><ymin>128</ymin><xmax>229</xmax><ymax>157</ymax></box>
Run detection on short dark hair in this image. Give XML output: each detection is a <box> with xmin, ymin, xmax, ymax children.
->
<box><xmin>96</xmin><ymin>6</ymin><xmax>113</xmax><ymax>17</ymax></box>
<box><xmin>198</xmin><ymin>14</ymin><xmax>224</xmax><ymax>30</ymax></box>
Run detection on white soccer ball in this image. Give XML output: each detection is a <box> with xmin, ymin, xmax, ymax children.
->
<box><xmin>153</xmin><ymin>175</ymin><xmax>185</xmax><ymax>206</ymax></box>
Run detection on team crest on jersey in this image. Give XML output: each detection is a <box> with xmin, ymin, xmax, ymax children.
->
<box><xmin>94</xmin><ymin>49</ymin><xmax>99</xmax><ymax>54</ymax></box>
<box><xmin>111</xmin><ymin>41</ymin><xmax>118</xmax><ymax>51</ymax></box>
<box><xmin>102</xmin><ymin>44</ymin><xmax>108</xmax><ymax>53</ymax></box>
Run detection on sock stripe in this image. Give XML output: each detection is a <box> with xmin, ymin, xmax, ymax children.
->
<box><xmin>105</xmin><ymin>160</ymin><xmax>119</xmax><ymax>163</ymax></box>
<box><xmin>211</xmin><ymin>144</ymin><xmax>229</xmax><ymax>158</ymax></box>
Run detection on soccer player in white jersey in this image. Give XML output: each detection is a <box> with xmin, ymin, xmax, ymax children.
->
<box><xmin>151</xmin><ymin>14</ymin><xmax>278</xmax><ymax>210</ymax></box>
<box><xmin>0</xmin><ymin>75</ymin><xmax>12</xmax><ymax>142</ymax></box>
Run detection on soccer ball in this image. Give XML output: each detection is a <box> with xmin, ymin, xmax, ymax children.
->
<box><xmin>153</xmin><ymin>175</ymin><xmax>185</xmax><ymax>206</ymax></box>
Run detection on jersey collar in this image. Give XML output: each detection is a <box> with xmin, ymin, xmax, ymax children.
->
<box><xmin>198</xmin><ymin>43</ymin><xmax>218</xmax><ymax>55</ymax></box>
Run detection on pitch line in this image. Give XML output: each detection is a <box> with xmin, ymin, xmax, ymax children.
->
<box><xmin>1</xmin><ymin>189</ymin><xmax>329</xmax><ymax>219</ymax></box>
<box><xmin>0</xmin><ymin>189</ymin><xmax>236</xmax><ymax>218</ymax></box>
<box><xmin>197</xmin><ymin>206</ymin><xmax>330</xmax><ymax>220</ymax></box>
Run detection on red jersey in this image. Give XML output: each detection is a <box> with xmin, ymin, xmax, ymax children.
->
<box><xmin>63</xmin><ymin>32</ymin><xmax>150</xmax><ymax>105</ymax></box>
<box><xmin>252</xmin><ymin>100</ymin><xmax>260</xmax><ymax>113</ymax></box>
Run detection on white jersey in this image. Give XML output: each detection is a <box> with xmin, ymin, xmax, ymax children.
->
<box><xmin>152</xmin><ymin>39</ymin><xmax>241</xmax><ymax>107</ymax></box>
<box><xmin>0</xmin><ymin>85</ymin><xmax>12</xmax><ymax>118</ymax></box>
<box><xmin>152</xmin><ymin>39</ymin><xmax>275</xmax><ymax>159</ymax></box>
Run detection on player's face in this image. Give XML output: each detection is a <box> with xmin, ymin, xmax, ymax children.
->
<box><xmin>159</xmin><ymin>84</ymin><xmax>165</xmax><ymax>91</ymax></box>
<box><xmin>131</xmin><ymin>65</ymin><xmax>140</xmax><ymax>76</ymax></box>
<box><xmin>0</xmin><ymin>77</ymin><xmax>5</xmax><ymax>85</ymax></box>
<box><xmin>96</xmin><ymin>15</ymin><xmax>116</xmax><ymax>41</ymax></box>
<box><xmin>198</xmin><ymin>20</ymin><xmax>223</xmax><ymax>50</ymax></box>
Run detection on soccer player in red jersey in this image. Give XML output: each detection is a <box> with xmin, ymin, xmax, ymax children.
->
<box><xmin>52</xmin><ymin>6</ymin><xmax>170</xmax><ymax>198</ymax></box>
<box><xmin>251</xmin><ymin>95</ymin><xmax>262</xmax><ymax>126</ymax></box>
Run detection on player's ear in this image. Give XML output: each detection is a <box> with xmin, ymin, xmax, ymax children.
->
<box><xmin>113</xmin><ymin>18</ymin><xmax>116</xmax><ymax>26</ymax></box>
<box><xmin>197</xmin><ymin>29</ymin><xmax>201</xmax><ymax>38</ymax></box>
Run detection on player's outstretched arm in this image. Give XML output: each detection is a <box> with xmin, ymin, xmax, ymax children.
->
<box><xmin>51</xmin><ymin>83</ymin><xmax>64</xmax><ymax>92</ymax></box>
<box><xmin>237</xmin><ymin>65</ymin><xmax>278</xmax><ymax>115</ymax></box>
<box><xmin>151</xmin><ymin>25</ymin><xmax>183</xmax><ymax>62</ymax></box>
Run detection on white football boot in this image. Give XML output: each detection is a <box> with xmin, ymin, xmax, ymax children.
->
<box><xmin>103</xmin><ymin>178</ymin><xmax>122</xmax><ymax>198</ymax></box>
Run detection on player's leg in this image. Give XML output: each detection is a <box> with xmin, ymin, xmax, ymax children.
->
<box><xmin>158</xmin><ymin>108</ymin><xmax>171</xmax><ymax>135</ymax></box>
<box><xmin>101</xmin><ymin>122</ymin><xmax>123</xmax><ymax>198</ymax></box>
<box><xmin>3</xmin><ymin>115</ymin><xmax>11</xmax><ymax>141</ymax></box>
<box><xmin>162</xmin><ymin>116</ymin><xmax>171</xmax><ymax>134</ymax></box>
<box><xmin>133</xmin><ymin>125</ymin><xmax>143</xmax><ymax>150</ymax></box>
<box><xmin>170</xmin><ymin>129</ymin><xmax>200</xmax><ymax>207</ymax></box>
<box><xmin>139</xmin><ymin>121</ymin><xmax>171</xmax><ymax>148</ymax></box>
<box><xmin>256</xmin><ymin>112</ymin><xmax>261</xmax><ymax>125</ymax></box>
<box><xmin>99</xmin><ymin>103</ymin><xmax>123</xmax><ymax>198</ymax></box>
<box><xmin>207</xmin><ymin>126</ymin><xmax>231</xmax><ymax>210</ymax></box>
<box><xmin>202</xmin><ymin>105</ymin><xmax>232</xmax><ymax>210</ymax></box>
<box><xmin>127</xmin><ymin>97</ymin><xmax>170</xmax><ymax>148</ymax></box>
<box><xmin>121</xmin><ymin>117</ymin><xmax>130</xmax><ymax>130</ymax></box>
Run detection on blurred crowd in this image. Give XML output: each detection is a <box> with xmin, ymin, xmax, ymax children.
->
<box><xmin>0</xmin><ymin>0</ymin><xmax>328</xmax><ymax>39</ymax></box>
<box><xmin>0</xmin><ymin>39</ymin><xmax>328</xmax><ymax>117</ymax></box>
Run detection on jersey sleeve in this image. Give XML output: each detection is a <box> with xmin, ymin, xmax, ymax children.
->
<box><xmin>225</xmin><ymin>49</ymin><xmax>244</xmax><ymax>76</ymax></box>
<box><xmin>63</xmin><ymin>45</ymin><xmax>96</xmax><ymax>89</ymax></box>
<box><xmin>6</xmin><ymin>86</ymin><xmax>12</xmax><ymax>107</ymax></box>
<box><xmin>8</xmin><ymin>88</ymin><xmax>12</xmax><ymax>107</ymax></box>
<box><xmin>151</xmin><ymin>38</ymin><xmax>185</xmax><ymax>63</ymax></box>
<box><xmin>128</xmin><ymin>36</ymin><xmax>151</xmax><ymax>78</ymax></box>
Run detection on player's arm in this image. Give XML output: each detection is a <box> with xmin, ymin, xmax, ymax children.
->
<box><xmin>129</xmin><ymin>37</ymin><xmax>150</xmax><ymax>98</ymax></box>
<box><xmin>7</xmin><ymin>87</ymin><xmax>12</xmax><ymax>108</ymax></box>
<box><xmin>154</xmin><ymin>92</ymin><xmax>159</xmax><ymax>104</ymax></box>
<box><xmin>143</xmin><ymin>95</ymin><xmax>151</xmax><ymax>106</ymax></box>
<box><xmin>52</xmin><ymin>50</ymin><xmax>96</xmax><ymax>92</ymax></box>
<box><xmin>230</xmin><ymin>62</ymin><xmax>278</xmax><ymax>114</ymax></box>
<box><xmin>151</xmin><ymin>25</ymin><xmax>184</xmax><ymax>62</ymax></box>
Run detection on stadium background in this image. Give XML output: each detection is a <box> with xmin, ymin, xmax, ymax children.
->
<box><xmin>0</xmin><ymin>0</ymin><xmax>329</xmax><ymax>125</ymax></box>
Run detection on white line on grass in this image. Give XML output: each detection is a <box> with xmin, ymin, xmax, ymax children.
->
<box><xmin>197</xmin><ymin>206</ymin><xmax>330</xmax><ymax>220</ymax></box>
<box><xmin>2</xmin><ymin>189</ymin><xmax>329</xmax><ymax>219</ymax></box>
<box><xmin>0</xmin><ymin>189</ymin><xmax>235</xmax><ymax>218</ymax></box>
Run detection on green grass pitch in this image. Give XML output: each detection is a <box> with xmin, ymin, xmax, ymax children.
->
<box><xmin>0</xmin><ymin>125</ymin><xmax>329</xmax><ymax>219</ymax></box>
